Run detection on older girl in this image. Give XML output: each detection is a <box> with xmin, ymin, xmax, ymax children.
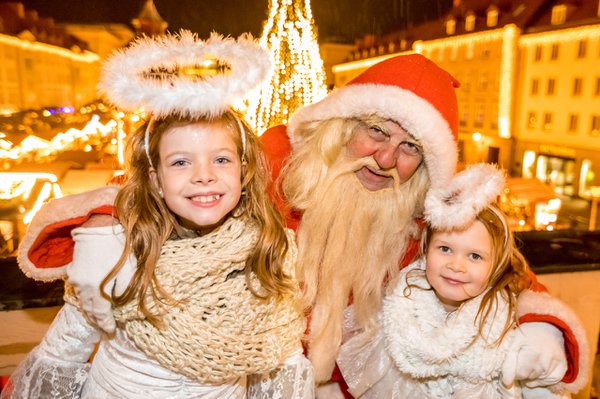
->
<box><xmin>4</xmin><ymin>32</ymin><xmax>313</xmax><ymax>399</ymax></box>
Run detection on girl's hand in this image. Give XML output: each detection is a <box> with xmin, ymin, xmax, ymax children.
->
<box><xmin>68</xmin><ymin>222</ymin><xmax>133</xmax><ymax>333</ymax></box>
<box><xmin>501</xmin><ymin>322</ymin><xmax>567</xmax><ymax>388</ymax></box>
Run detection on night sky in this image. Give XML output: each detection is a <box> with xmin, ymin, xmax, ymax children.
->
<box><xmin>7</xmin><ymin>0</ymin><xmax>452</xmax><ymax>43</ymax></box>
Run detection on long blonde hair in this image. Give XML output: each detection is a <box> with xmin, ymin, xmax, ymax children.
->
<box><xmin>413</xmin><ymin>204</ymin><xmax>531</xmax><ymax>343</ymax></box>
<box><xmin>101</xmin><ymin>110</ymin><xmax>294</xmax><ymax>325</ymax></box>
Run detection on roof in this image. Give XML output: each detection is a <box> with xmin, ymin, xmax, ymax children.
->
<box><xmin>351</xmin><ymin>0</ymin><xmax>600</xmax><ymax>55</ymax></box>
<box><xmin>506</xmin><ymin>176</ymin><xmax>557</xmax><ymax>203</ymax></box>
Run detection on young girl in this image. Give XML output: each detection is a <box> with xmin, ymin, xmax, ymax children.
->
<box><xmin>336</xmin><ymin>164</ymin><xmax>588</xmax><ymax>399</ymax></box>
<box><xmin>3</xmin><ymin>32</ymin><xmax>313</xmax><ymax>399</ymax></box>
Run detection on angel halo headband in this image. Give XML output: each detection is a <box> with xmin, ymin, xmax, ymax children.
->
<box><xmin>97</xmin><ymin>30</ymin><xmax>272</xmax><ymax>168</ymax></box>
<box><xmin>424</xmin><ymin>163</ymin><xmax>507</xmax><ymax>232</ymax></box>
<box><xmin>424</xmin><ymin>163</ymin><xmax>510</xmax><ymax>268</ymax></box>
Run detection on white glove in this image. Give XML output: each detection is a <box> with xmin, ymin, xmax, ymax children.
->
<box><xmin>501</xmin><ymin>322</ymin><xmax>568</xmax><ymax>389</ymax></box>
<box><xmin>68</xmin><ymin>224</ymin><xmax>135</xmax><ymax>334</ymax></box>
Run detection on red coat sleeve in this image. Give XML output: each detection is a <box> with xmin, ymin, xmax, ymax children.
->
<box><xmin>260</xmin><ymin>124</ymin><xmax>301</xmax><ymax>231</ymax></box>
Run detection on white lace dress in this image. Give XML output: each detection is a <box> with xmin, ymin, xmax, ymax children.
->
<box><xmin>3</xmin><ymin>303</ymin><xmax>314</xmax><ymax>399</ymax></box>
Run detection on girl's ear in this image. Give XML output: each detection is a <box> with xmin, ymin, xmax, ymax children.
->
<box><xmin>150</xmin><ymin>169</ymin><xmax>163</xmax><ymax>198</ymax></box>
<box><xmin>240</xmin><ymin>156</ymin><xmax>248</xmax><ymax>185</ymax></box>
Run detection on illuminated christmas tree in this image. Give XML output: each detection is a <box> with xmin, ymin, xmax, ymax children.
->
<box><xmin>246</xmin><ymin>0</ymin><xmax>328</xmax><ymax>134</ymax></box>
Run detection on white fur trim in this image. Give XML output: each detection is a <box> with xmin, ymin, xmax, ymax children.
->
<box><xmin>517</xmin><ymin>289</ymin><xmax>590</xmax><ymax>394</ymax></box>
<box><xmin>17</xmin><ymin>186</ymin><xmax>119</xmax><ymax>281</ymax></box>
<box><xmin>287</xmin><ymin>84</ymin><xmax>458</xmax><ymax>188</ymax></box>
<box><xmin>99</xmin><ymin>31</ymin><xmax>271</xmax><ymax>118</ymax></box>
<box><xmin>424</xmin><ymin>164</ymin><xmax>505</xmax><ymax>230</ymax></box>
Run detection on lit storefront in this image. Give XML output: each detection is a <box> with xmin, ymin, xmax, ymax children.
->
<box><xmin>517</xmin><ymin>143</ymin><xmax>599</xmax><ymax>199</ymax></box>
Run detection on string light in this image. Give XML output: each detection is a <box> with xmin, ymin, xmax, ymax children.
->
<box><xmin>519</xmin><ymin>24</ymin><xmax>600</xmax><ymax>44</ymax></box>
<box><xmin>246</xmin><ymin>0</ymin><xmax>328</xmax><ymax>135</ymax></box>
<box><xmin>0</xmin><ymin>33</ymin><xmax>100</xmax><ymax>63</ymax></box>
<box><xmin>0</xmin><ymin>111</ymin><xmax>119</xmax><ymax>166</ymax></box>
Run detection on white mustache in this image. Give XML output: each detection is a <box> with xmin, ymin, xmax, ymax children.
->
<box><xmin>356</xmin><ymin>157</ymin><xmax>400</xmax><ymax>179</ymax></box>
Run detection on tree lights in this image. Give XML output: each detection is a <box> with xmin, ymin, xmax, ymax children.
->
<box><xmin>245</xmin><ymin>0</ymin><xmax>328</xmax><ymax>135</ymax></box>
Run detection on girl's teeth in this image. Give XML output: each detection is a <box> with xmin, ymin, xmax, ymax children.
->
<box><xmin>192</xmin><ymin>195</ymin><xmax>220</xmax><ymax>203</ymax></box>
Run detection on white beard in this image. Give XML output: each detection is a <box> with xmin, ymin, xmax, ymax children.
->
<box><xmin>296</xmin><ymin>152</ymin><xmax>428</xmax><ymax>382</ymax></box>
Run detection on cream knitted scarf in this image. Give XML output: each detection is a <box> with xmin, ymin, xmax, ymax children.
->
<box><xmin>113</xmin><ymin>216</ymin><xmax>305</xmax><ymax>384</ymax></box>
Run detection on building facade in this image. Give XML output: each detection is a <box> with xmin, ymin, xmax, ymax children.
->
<box><xmin>516</xmin><ymin>23</ymin><xmax>600</xmax><ymax>197</ymax></box>
<box><xmin>332</xmin><ymin>0</ymin><xmax>600</xmax><ymax>198</ymax></box>
<box><xmin>0</xmin><ymin>2</ymin><xmax>101</xmax><ymax>114</ymax></box>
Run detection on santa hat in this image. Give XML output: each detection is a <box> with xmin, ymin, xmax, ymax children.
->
<box><xmin>288</xmin><ymin>53</ymin><xmax>460</xmax><ymax>189</ymax></box>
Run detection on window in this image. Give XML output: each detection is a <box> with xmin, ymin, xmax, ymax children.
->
<box><xmin>551</xmin><ymin>5</ymin><xmax>567</xmax><ymax>25</ymax></box>
<box><xmin>573</xmin><ymin>77</ymin><xmax>583</xmax><ymax>96</ymax></box>
<box><xmin>547</xmin><ymin>79</ymin><xmax>556</xmax><ymax>95</ymax></box>
<box><xmin>446</xmin><ymin>19</ymin><xmax>456</xmax><ymax>35</ymax></box>
<box><xmin>465</xmin><ymin>13</ymin><xmax>476</xmax><ymax>31</ymax></box>
<box><xmin>534</xmin><ymin>46</ymin><xmax>542</xmax><ymax>62</ymax></box>
<box><xmin>460</xmin><ymin>111</ymin><xmax>469</xmax><ymax>127</ymax></box>
<box><xmin>475</xmin><ymin>102</ymin><xmax>485</xmax><ymax>127</ymax></box>
<box><xmin>543</xmin><ymin>113</ymin><xmax>553</xmax><ymax>131</ymax></box>
<box><xmin>487</xmin><ymin>7</ymin><xmax>498</xmax><ymax>27</ymax></box>
<box><xmin>531</xmin><ymin>79</ymin><xmax>539</xmax><ymax>95</ymax></box>
<box><xmin>491</xmin><ymin>108</ymin><xmax>498</xmax><ymax>129</ymax></box>
<box><xmin>478</xmin><ymin>72</ymin><xmax>489</xmax><ymax>91</ymax></box>
<box><xmin>568</xmin><ymin>114</ymin><xmax>578</xmax><ymax>133</ymax></box>
<box><xmin>466</xmin><ymin>42</ymin><xmax>474</xmax><ymax>59</ymax></box>
<box><xmin>551</xmin><ymin>43</ymin><xmax>559</xmax><ymax>60</ymax></box>
<box><xmin>527</xmin><ymin>111</ymin><xmax>537</xmax><ymax>129</ymax></box>
<box><xmin>577</xmin><ymin>40</ymin><xmax>587</xmax><ymax>58</ymax></box>
<box><xmin>463</xmin><ymin>74</ymin><xmax>471</xmax><ymax>92</ymax></box>
<box><xmin>592</xmin><ymin>115</ymin><xmax>600</xmax><ymax>136</ymax></box>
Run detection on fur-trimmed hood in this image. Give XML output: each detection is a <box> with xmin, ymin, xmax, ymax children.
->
<box><xmin>17</xmin><ymin>186</ymin><xmax>119</xmax><ymax>281</ymax></box>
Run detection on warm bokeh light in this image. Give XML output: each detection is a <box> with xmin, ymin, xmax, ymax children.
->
<box><xmin>0</xmin><ymin>113</ymin><xmax>117</xmax><ymax>166</ymax></box>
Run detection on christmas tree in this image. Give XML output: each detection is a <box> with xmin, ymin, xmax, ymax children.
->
<box><xmin>246</xmin><ymin>0</ymin><xmax>328</xmax><ymax>134</ymax></box>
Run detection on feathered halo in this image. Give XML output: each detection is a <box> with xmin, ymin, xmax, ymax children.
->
<box><xmin>98</xmin><ymin>30</ymin><xmax>272</xmax><ymax>118</ymax></box>
<box><xmin>424</xmin><ymin>163</ymin><xmax>506</xmax><ymax>230</ymax></box>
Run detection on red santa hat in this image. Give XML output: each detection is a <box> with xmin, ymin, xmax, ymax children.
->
<box><xmin>288</xmin><ymin>53</ymin><xmax>460</xmax><ymax>189</ymax></box>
